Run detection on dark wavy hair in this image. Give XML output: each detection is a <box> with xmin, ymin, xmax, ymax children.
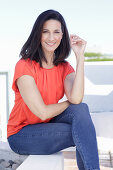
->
<box><xmin>20</xmin><ymin>9</ymin><xmax>71</xmax><ymax>67</ymax></box>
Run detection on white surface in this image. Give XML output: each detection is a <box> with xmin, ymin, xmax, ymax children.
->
<box><xmin>0</xmin><ymin>74</ymin><xmax>7</xmax><ymax>141</ymax></box>
<box><xmin>97</xmin><ymin>137</ymin><xmax>113</xmax><ymax>153</ymax></box>
<box><xmin>17</xmin><ymin>152</ymin><xmax>64</xmax><ymax>170</ymax></box>
<box><xmin>91</xmin><ymin>112</ymin><xmax>113</xmax><ymax>138</ymax></box>
<box><xmin>84</xmin><ymin>62</ymin><xmax>113</xmax><ymax>112</ymax></box>
<box><xmin>91</xmin><ymin>112</ymin><xmax>113</xmax><ymax>153</ymax></box>
<box><xmin>0</xmin><ymin>141</ymin><xmax>11</xmax><ymax>151</ymax></box>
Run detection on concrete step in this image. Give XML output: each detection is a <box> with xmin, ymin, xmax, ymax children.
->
<box><xmin>17</xmin><ymin>152</ymin><xmax>64</xmax><ymax>170</ymax></box>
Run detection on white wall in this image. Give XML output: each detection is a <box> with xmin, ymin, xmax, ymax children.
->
<box><xmin>84</xmin><ymin>61</ymin><xmax>113</xmax><ymax>112</ymax></box>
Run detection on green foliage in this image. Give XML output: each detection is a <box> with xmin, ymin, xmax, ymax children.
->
<box><xmin>84</xmin><ymin>52</ymin><xmax>103</xmax><ymax>57</ymax></box>
<box><xmin>85</xmin><ymin>58</ymin><xmax>113</xmax><ymax>62</ymax></box>
<box><xmin>84</xmin><ymin>52</ymin><xmax>113</xmax><ymax>62</ymax></box>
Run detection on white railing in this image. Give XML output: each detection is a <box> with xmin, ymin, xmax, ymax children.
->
<box><xmin>0</xmin><ymin>71</ymin><xmax>9</xmax><ymax>141</ymax></box>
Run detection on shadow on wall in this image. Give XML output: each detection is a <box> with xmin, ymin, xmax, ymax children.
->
<box><xmin>84</xmin><ymin>65</ymin><xmax>113</xmax><ymax>85</ymax></box>
<box><xmin>83</xmin><ymin>91</ymin><xmax>113</xmax><ymax>112</ymax></box>
<box><xmin>83</xmin><ymin>63</ymin><xmax>113</xmax><ymax>112</ymax></box>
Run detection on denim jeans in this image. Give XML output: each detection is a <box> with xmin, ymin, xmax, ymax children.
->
<box><xmin>8</xmin><ymin>103</ymin><xmax>100</xmax><ymax>170</ymax></box>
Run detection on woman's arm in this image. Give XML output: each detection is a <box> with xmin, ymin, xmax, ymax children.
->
<box><xmin>17</xmin><ymin>75</ymin><xmax>70</xmax><ymax>120</ymax></box>
<box><xmin>64</xmin><ymin>35</ymin><xmax>86</xmax><ymax>104</ymax></box>
<box><xmin>64</xmin><ymin>57</ymin><xmax>84</xmax><ymax>104</ymax></box>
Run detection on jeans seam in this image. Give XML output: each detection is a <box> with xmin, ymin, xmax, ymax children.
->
<box><xmin>73</xmin><ymin>130</ymin><xmax>99</xmax><ymax>170</ymax></box>
<box><xmin>72</xmin><ymin>118</ymin><xmax>99</xmax><ymax>170</ymax></box>
<box><xmin>72</xmin><ymin>129</ymin><xmax>87</xmax><ymax>168</ymax></box>
<box><xmin>12</xmin><ymin>131</ymin><xmax>72</xmax><ymax>138</ymax></box>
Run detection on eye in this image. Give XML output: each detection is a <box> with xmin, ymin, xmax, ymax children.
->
<box><xmin>55</xmin><ymin>32</ymin><xmax>60</xmax><ymax>34</ymax></box>
<box><xmin>42</xmin><ymin>30</ymin><xmax>48</xmax><ymax>33</ymax></box>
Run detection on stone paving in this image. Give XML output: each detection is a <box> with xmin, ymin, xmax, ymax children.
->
<box><xmin>0</xmin><ymin>159</ymin><xmax>23</xmax><ymax>170</ymax></box>
<box><xmin>0</xmin><ymin>141</ymin><xmax>27</xmax><ymax>170</ymax></box>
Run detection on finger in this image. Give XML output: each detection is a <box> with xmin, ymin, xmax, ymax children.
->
<box><xmin>71</xmin><ymin>39</ymin><xmax>84</xmax><ymax>44</ymax></box>
<box><xmin>71</xmin><ymin>41</ymin><xmax>86</xmax><ymax>46</ymax></box>
<box><xmin>71</xmin><ymin>36</ymin><xmax>79</xmax><ymax>41</ymax></box>
<box><xmin>70</xmin><ymin>34</ymin><xmax>79</xmax><ymax>40</ymax></box>
<box><xmin>70</xmin><ymin>35</ymin><xmax>87</xmax><ymax>45</ymax></box>
<box><xmin>71</xmin><ymin>38</ymin><xmax>86</xmax><ymax>44</ymax></box>
<box><xmin>71</xmin><ymin>35</ymin><xmax>86</xmax><ymax>42</ymax></box>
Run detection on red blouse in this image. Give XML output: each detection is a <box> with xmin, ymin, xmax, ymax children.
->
<box><xmin>7</xmin><ymin>59</ymin><xmax>75</xmax><ymax>138</ymax></box>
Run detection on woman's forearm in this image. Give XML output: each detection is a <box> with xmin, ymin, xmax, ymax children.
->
<box><xmin>70</xmin><ymin>57</ymin><xmax>84</xmax><ymax>104</ymax></box>
<box><xmin>43</xmin><ymin>100</ymin><xmax>70</xmax><ymax>120</ymax></box>
<box><xmin>69</xmin><ymin>34</ymin><xmax>86</xmax><ymax>104</ymax></box>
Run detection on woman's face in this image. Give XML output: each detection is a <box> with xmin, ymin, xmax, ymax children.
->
<box><xmin>41</xmin><ymin>19</ymin><xmax>63</xmax><ymax>53</ymax></box>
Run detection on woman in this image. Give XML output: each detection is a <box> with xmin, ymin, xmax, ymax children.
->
<box><xmin>7</xmin><ymin>9</ymin><xmax>100</xmax><ymax>170</ymax></box>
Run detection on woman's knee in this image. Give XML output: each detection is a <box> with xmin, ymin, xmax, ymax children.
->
<box><xmin>52</xmin><ymin>103</ymin><xmax>90</xmax><ymax>124</ymax></box>
<box><xmin>76</xmin><ymin>102</ymin><xmax>89</xmax><ymax>110</ymax></box>
<box><xmin>69</xmin><ymin>103</ymin><xmax>90</xmax><ymax>120</ymax></box>
<box><xmin>69</xmin><ymin>102</ymin><xmax>89</xmax><ymax>114</ymax></box>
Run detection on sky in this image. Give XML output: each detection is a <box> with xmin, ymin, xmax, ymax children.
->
<box><xmin>0</xmin><ymin>0</ymin><xmax>113</xmax><ymax>69</ymax></box>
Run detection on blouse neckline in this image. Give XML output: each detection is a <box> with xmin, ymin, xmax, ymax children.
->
<box><xmin>42</xmin><ymin>66</ymin><xmax>56</xmax><ymax>70</ymax></box>
<box><xmin>40</xmin><ymin>64</ymin><xmax>57</xmax><ymax>70</ymax></box>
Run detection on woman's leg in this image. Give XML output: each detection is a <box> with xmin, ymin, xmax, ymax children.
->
<box><xmin>50</xmin><ymin>103</ymin><xmax>100</xmax><ymax>170</ymax></box>
<box><xmin>8</xmin><ymin>122</ymin><xmax>75</xmax><ymax>155</ymax></box>
<box><xmin>76</xmin><ymin>149</ymin><xmax>85</xmax><ymax>169</ymax></box>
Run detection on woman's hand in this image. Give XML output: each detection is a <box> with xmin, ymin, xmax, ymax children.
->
<box><xmin>70</xmin><ymin>34</ymin><xmax>87</xmax><ymax>61</ymax></box>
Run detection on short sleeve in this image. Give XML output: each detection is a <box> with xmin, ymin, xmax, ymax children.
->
<box><xmin>12</xmin><ymin>59</ymin><xmax>35</xmax><ymax>92</ymax></box>
<box><xmin>63</xmin><ymin>62</ymin><xmax>75</xmax><ymax>82</ymax></box>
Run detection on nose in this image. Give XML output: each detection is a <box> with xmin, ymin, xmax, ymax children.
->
<box><xmin>48</xmin><ymin>33</ymin><xmax>54</xmax><ymax>41</ymax></box>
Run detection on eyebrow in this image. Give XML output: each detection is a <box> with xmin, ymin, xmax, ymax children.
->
<box><xmin>42</xmin><ymin>28</ymin><xmax>61</xmax><ymax>32</ymax></box>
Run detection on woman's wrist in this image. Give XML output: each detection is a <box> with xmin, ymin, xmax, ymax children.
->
<box><xmin>76</xmin><ymin>56</ymin><xmax>84</xmax><ymax>66</ymax></box>
<box><xmin>65</xmin><ymin>100</ymin><xmax>71</xmax><ymax>107</ymax></box>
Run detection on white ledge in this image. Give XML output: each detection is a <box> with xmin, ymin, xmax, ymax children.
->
<box><xmin>17</xmin><ymin>152</ymin><xmax>64</xmax><ymax>170</ymax></box>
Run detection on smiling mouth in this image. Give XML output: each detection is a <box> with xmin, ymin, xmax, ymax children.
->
<box><xmin>46</xmin><ymin>42</ymin><xmax>56</xmax><ymax>46</ymax></box>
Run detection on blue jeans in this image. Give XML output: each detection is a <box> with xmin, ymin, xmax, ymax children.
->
<box><xmin>8</xmin><ymin>103</ymin><xmax>100</xmax><ymax>170</ymax></box>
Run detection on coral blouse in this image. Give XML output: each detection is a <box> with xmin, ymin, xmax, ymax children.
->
<box><xmin>7</xmin><ymin>59</ymin><xmax>75</xmax><ymax>138</ymax></box>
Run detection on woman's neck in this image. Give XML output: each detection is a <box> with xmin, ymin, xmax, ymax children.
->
<box><xmin>43</xmin><ymin>51</ymin><xmax>55</xmax><ymax>65</ymax></box>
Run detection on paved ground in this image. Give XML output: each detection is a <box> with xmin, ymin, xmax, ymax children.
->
<box><xmin>63</xmin><ymin>151</ymin><xmax>113</xmax><ymax>170</ymax></box>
